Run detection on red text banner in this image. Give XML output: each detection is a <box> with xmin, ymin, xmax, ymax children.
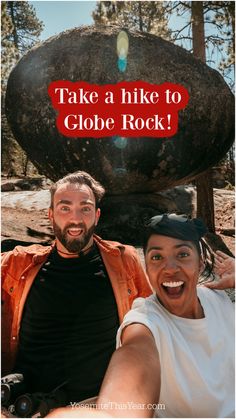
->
<box><xmin>48</xmin><ymin>81</ymin><xmax>189</xmax><ymax>138</ymax></box>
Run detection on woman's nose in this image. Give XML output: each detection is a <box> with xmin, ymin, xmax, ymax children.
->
<box><xmin>163</xmin><ymin>258</ymin><xmax>179</xmax><ymax>273</ymax></box>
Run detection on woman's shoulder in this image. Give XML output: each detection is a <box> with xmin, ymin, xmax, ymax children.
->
<box><xmin>131</xmin><ymin>294</ymin><xmax>159</xmax><ymax>311</ymax></box>
<box><xmin>197</xmin><ymin>285</ymin><xmax>234</xmax><ymax>304</ymax></box>
<box><xmin>197</xmin><ymin>286</ymin><xmax>234</xmax><ymax>321</ymax></box>
<box><xmin>126</xmin><ymin>294</ymin><xmax>169</xmax><ymax>326</ymax></box>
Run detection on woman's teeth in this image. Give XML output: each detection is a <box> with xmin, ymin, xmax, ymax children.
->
<box><xmin>162</xmin><ymin>281</ymin><xmax>184</xmax><ymax>288</ymax></box>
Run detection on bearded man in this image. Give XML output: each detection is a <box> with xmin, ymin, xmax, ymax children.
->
<box><xmin>1</xmin><ymin>171</ymin><xmax>151</xmax><ymax>407</ymax></box>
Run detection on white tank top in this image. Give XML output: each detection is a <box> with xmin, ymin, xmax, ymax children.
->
<box><xmin>117</xmin><ymin>287</ymin><xmax>235</xmax><ymax>418</ymax></box>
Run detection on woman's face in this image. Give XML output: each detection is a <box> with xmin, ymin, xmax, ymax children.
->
<box><xmin>145</xmin><ymin>234</ymin><xmax>204</xmax><ymax>319</ymax></box>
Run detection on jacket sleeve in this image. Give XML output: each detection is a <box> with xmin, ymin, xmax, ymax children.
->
<box><xmin>1</xmin><ymin>251</ymin><xmax>14</xmax><ymax>284</ymax></box>
<box><xmin>129</xmin><ymin>247</ymin><xmax>152</xmax><ymax>298</ymax></box>
<box><xmin>1</xmin><ymin>251</ymin><xmax>16</xmax><ymax>376</ymax></box>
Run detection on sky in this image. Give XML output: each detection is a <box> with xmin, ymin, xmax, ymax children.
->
<box><xmin>28</xmin><ymin>1</ymin><xmax>233</xmax><ymax>88</ymax></box>
<box><xmin>30</xmin><ymin>1</ymin><xmax>181</xmax><ymax>42</ymax></box>
<box><xmin>29</xmin><ymin>1</ymin><xmax>96</xmax><ymax>41</ymax></box>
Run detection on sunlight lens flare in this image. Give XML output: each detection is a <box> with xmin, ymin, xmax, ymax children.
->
<box><xmin>113</xmin><ymin>136</ymin><xmax>128</xmax><ymax>149</ymax></box>
<box><xmin>117</xmin><ymin>31</ymin><xmax>129</xmax><ymax>72</ymax></box>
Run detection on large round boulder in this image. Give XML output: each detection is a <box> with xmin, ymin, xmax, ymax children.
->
<box><xmin>6</xmin><ymin>26</ymin><xmax>234</xmax><ymax>194</ymax></box>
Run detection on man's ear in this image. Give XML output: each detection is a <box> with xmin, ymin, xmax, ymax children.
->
<box><xmin>48</xmin><ymin>208</ymin><xmax>53</xmax><ymax>223</ymax></box>
<box><xmin>95</xmin><ymin>208</ymin><xmax>101</xmax><ymax>226</ymax></box>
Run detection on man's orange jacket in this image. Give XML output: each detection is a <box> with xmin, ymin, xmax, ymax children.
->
<box><xmin>1</xmin><ymin>235</ymin><xmax>151</xmax><ymax>375</ymax></box>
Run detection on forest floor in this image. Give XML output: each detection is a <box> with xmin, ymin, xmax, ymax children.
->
<box><xmin>1</xmin><ymin>183</ymin><xmax>234</xmax><ymax>253</ymax></box>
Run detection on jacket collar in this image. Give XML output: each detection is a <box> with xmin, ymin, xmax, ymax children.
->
<box><xmin>32</xmin><ymin>242</ymin><xmax>55</xmax><ymax>264</ymax></box>
<box><xmin>24</xmin><ymin>235</ymin><xmax>125</xmax><ymax>264</ymax></box>
<box><xmin>94</xmin><ymin>234</ymin><xmax>125</xmax><ymax>256</ymax></box>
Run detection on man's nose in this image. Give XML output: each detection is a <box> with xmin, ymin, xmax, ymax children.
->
<box><xmin>69</xmin><ymin>208</ymin><xmax>83</xmax><ymax>222</ymax></box>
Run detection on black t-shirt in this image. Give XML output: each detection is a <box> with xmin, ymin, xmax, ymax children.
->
<box><xmin>14</xmin><ymin>244</ymin><xmax>119</xmax><ymax>402</ymax></box>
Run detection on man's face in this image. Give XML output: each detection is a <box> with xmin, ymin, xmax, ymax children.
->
<box><xmin>49</xmin><ymin>183</ymin><xmax>100</xmax><ymax>256</ymax></box>
<box><xmin>145</xmin><ymin>234</ymin><xmax>204</xmax><ymax>319</ymax></box>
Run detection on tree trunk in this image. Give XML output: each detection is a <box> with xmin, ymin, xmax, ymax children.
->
<box><xmin>138</xmin><ymin>2</ymin><xmax>143</xmax><ymax>32</ymax></box>
<box><xmin>8</xmin><ymin>1</ymin><xmax>19</xmax><ymax>49</ymax></box>
<box><xmin>192</xmin><ymin>1</ymin><xmax>215</xmax><ymax>232</ymax></box>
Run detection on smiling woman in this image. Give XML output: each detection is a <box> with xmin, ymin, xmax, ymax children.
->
<box><xmin>97</xmin><ymin>214</ymin><xmax>235</xmax><ymax>418</ymax></box>
<box><xmin>110</xmin><ymin>214</ymin><xmax>234</xmax><ymax>417</ymax></box>
<box><xmin>145</xmin><ymin>235</ymin><xmax>204</xmax><ymax>318</ymax></box>
<box><xmin>142</xmin><ymin>214</ymin><xmax>209</xmax><ymax>319</ymax></box>
<box><xmin>46</xmin><ymin>213</ymin><xmax>235</xmax><ymax>419</ymax></box>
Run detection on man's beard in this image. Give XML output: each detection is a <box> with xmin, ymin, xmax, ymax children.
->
<box><xmin>53</xmin><ymin>221</ymin><xmax>96</xmax><ymax>254</ymax></box>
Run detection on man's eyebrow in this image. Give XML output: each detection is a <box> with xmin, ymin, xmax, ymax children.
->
<box><xmin>80</xmin><ymin>200</ymin><xmax>95</xmax><ymax>206</ymax></box>
<box><xmin>55</xmin><ymin>199</ymin><xmax>95</xmax><ymax>207</ymax></box>
<box><xmin>147</xmin><ymin>243</ymin><xmax>194</xmax><ymax>253</ymax></box>
<box><xmin>56</xmin><ymin>199</ymin><xmax>72</xmax><ymax>206</ymax></box>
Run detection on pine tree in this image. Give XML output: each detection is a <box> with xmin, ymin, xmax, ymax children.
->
<box><xmin>206</xmin><ymin>2</ymin><xmax>235</xmax><ymax>85</ymax></box>
<box><xmin>190</xmin><ymin>1</ymin><xmax>215</xmax><ymax>232</ymax></box>
<box><xmin>1</xmin><ymin>1</ymin><xmax>19</xmax><ymax>90</ymax></box>
<box><xmin>167</xmin><ymin>1</ymin><xmax>235</xmax><ymax>231</ymax></box>
<box><xmin>165</xmin><ymin>1</ymin><xmax>235</xmax><ymax>88</ymax></box>
<box><xmin>6</xmin><ymin>1</ymin><xmax>43</xmax><ymax>52</ymax></box>
<box><xmin>2</xmin><ymin>1</ymin><xmax>44</xmax><ymax>89</ymax></box>
<box><xmin>92</xmin><ymin>1</ymin><xmax>171</xmax><ymax>40</ymax></box>
<box><xmin>93</xmin><ymin>1</ymin><xmax>234</xmax><ymax>86</ymax></box>
<box><xmin>1</xmin><ymin>1</ymin><xmax>43</xmax><ymax>176</ymax></box>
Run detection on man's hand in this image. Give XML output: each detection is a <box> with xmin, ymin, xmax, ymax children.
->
<box><xmin>1</xmin><ymin>407</ymin><xmax>16</xmax><ymax>418</ymax></box>
<box><xmin>204</xmin><ymin>250</ymin><xmax>235</xmax><ymax>290</ymax></box>
<box><xmin>46</xmin><ymin>406</ymin><xmax>112</xmax><ymax>418</ymax></box>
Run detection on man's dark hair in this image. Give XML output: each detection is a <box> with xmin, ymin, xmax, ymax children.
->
<box><xmin>50</xmin><ymin>171</ymin><xmax>105</xmax><ymax>209</ymax></box>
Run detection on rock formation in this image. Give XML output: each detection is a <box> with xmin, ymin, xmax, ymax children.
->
<box><xmin>5</xmin><ymin>26</ymin><xmax>234</xmax><ymax>194</ymax></box>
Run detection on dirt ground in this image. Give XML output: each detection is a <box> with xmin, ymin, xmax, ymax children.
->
<box><xmin>1</xmin><ymin>187</ymin><xmax>235</xmax><ymax>254</ymax></box>
<box><xmin>212</xmin><ymin>189</ymin><xmax>235</xmax><ymax>254</ymax></box>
